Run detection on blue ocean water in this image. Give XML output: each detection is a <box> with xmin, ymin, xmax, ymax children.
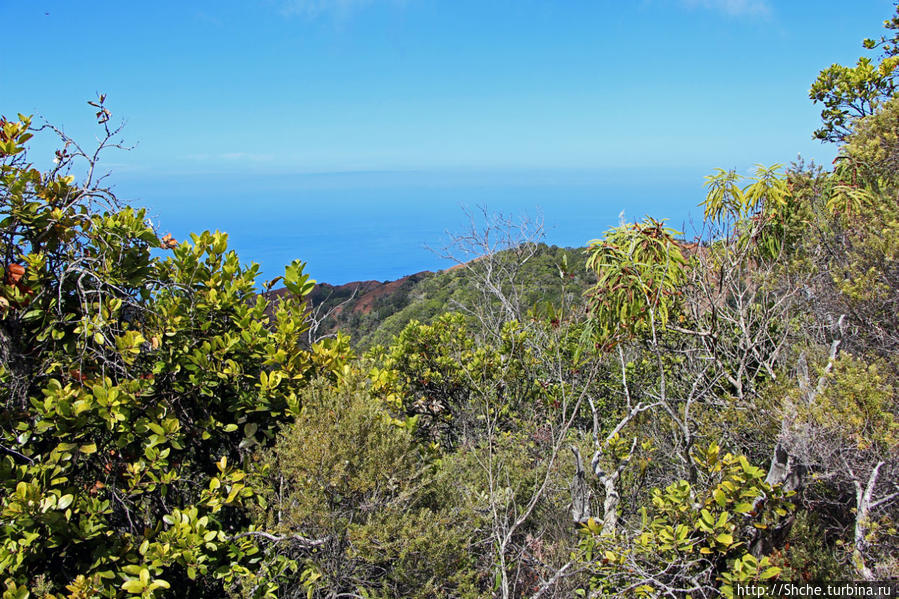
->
<box><xmin>123</xmin><ymin>168</ymin><xmax>709</xmax><ymax>285</ymax></box>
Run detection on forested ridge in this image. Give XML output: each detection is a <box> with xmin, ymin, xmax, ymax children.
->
<box><xmin>2</xmin><ymin>6</ymin><xmax>899</xmax><ymax>598</ymax></box>
<box><xmin>291</xmin><ymin>242</ymin><xmax>594</xmax><ymax>351</ymax></box>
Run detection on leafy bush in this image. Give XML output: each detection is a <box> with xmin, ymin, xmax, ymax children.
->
<box><xmin>256</xmin><ymin>376</ymin><xmax>482</xmax><ymax>598</ymax></box>
<box><xmin>0</xmin><ymin>113</ymin><xmax>348</xmax><ymax>597</ymax></box>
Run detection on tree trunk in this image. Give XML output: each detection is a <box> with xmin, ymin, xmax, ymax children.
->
<box><xmin>852</xmin><ymin>462</ymin><xmax>884</xmax><ymax>581</ymax></box>
<box><xmin>600</xmin><ymin>473</ymin><xmax>620</xmax><ymax>536</ymax></box>
<box><xmin>750</xmin><ymin>442</ymin><xmax>806</xmax><ymax>557</ymax></box>
<box><xmin>570</xmin><ymin>446</ymin><xmax>591</xmax><ymax>523</ymax></box>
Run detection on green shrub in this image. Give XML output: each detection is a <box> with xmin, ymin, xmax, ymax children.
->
<box><xmin>256</xmin><ymin>376</ymin><xmax>482</xmax><ymax>598</ymax></box>
<box><xmin>0</xmin><ymin>113</ymin><xmax>349</xmax><ymax>598</ymax></box>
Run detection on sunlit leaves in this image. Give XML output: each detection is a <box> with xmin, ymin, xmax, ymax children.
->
<box><xmin>700</xmin><ymin>164</ymin><xmax>797</xmax><ymax>261</ymax></box>
<box><xmin>701</xmin><ymin>164</ymin><xmax>789</xmax><ymax>224</ymax></box>
<box><xmin>0</xmin><ymin>113</ymin><xmax>338</xmax><ymax>597</ymax></box>
<box><xmin>583</xmin><ymin>217</ymin><xmax>686</xmax><ymax>347</ymax></box>
<box><xmin>810</xmin><ymin>6</ymin><xmax>899</xmax><ymax>142</ymax></box>
<box><xmin>578</xmin><ymin>445</ymin><xmax>790</xmax><ymax>597</ymax></box>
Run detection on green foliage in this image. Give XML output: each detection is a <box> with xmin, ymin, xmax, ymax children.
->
<box><xmin>815</xmin><ymin>118</ymin><xmax>899</xmax><ymax>356</ymax></box>
<box><xmin>702</xmin><ymin>165</ymin><xmax>789</xmax><ymax>224</ymax></box>
<box><xmin>840</xmin><ymin>96</ymin><xmax>899</xmax><ymax>190</ymax></box>
<box><xmin>442</xmin><ymin>428</ymin><xmax>576</xmax><ymax>596</ymax></box>
<box><xmin>583</xmin><ymin>218</ymin><xmax>686</xmax><ymax>347</ymax></box>
<box><xmin>779</xmin><ymin>353</ymin><xmax>899</xmax><ymax>579</ymax></box>
<box><xmin>792</xmin><ymin>356</ymin><xmax>898</xmax><ymax>455</ymax></box>
<box><xmin>10</xmin><ymin>6</ymin><xmax>899</xmax><ymax>593</ymax></box>
<box><xmin>810</xmin><ymin>4</ymin><xmax>899</xmax><ymax>142</ymax></box>
<box><xmin>368</xmin><ymin>313</ymin><xmax>553</xmax><ymax>450</ymax></box>
<box><xmin>306</xmin><ymin>245</ymin><xmax>592</xmax><ymax>351</ymax></box>
<box><xmin>810</xmin><ymin>57</ymin><xmax>899</xmax><ymax>142</ymax></box>
<box><xmin>0</xmin><ymin>114</ymin><xmax>349</xmax><ymax>597</ymax></box>
<box><xmin>768</xmin><ymin>510</ymin><xmax>851</xmax><ymax>582</ymax></box>
<box><xmin>578</xmin><ymin>445</ymin><xmax>790</xmax><ymax>598</ymax></box>
<box><xmin>369</xmin><ymin>313</ymin><xmax>479</xmax><ymax>448</ymax></box>
<box><xmin>701</xmin><ymin>164</ymin><xmax>800</xmax><ymax>262</ymax></box>
<box><xmin>257</xmin><ymin>376</ymin><xmax>481</xmax><ymax>599</ymax></box>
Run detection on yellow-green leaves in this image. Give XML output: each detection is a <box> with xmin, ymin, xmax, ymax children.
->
<box><xmin>115</xmin><ymin>330</ymin><xmax>145</xmax><ymax>364</ymax></box>
<box><xmin>811</xmin><ymin>55</ymin><xmax>898</xmax><ymax>143</ymax></box>
<box><xmin>720</xmin><ymin>554</ymin><xmax>782</xmax><ymax>598</ymax></box>
<box><xmin>120</xmin><ymin>566</ymin><xmax>170</xmax><ymax>596</ymax></box>
<box><xmin>700</xmin><ymin>164</ymin><xmax>796</xmax><ymax>261</ymax></box>
<box><xmin>702</xmin><ymin>168</ymin><xmax>745</xmax><ymax>223</ymax></box>
<box><xmin>0</xmin><ymin>115</ymin><xmax>32</xmax><ymax>156</ymax></box>
<box><xmin>283</xmin><ymin>259</ymin><xmax>316</xmax><ymax>298</ymax></box>
<box><xmin>1</xmin><ymin>108</ymin><xmax>333</xmax><ymax>597</ymax></box>
<box><xmin>579</xmin><ymin>445</ymin><xmax>791</xmax><ymax>597</ymax></box>
<box><xmin>583</xmin><ymin>217</ymin><xmax>686</xmax><ymax>347</ymax></box>
<box><xmin>701</xmin><ymin>164</ymin><xmax>789</xmax><ymax>224</ymax></box>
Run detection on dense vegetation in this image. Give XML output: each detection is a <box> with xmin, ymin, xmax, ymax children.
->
<box><xmin>3</xmin><ymin>6</ymin><xmax>899</xmax><ymax>598</ymax></box>
<box><xmin>300</xmin><ymin>242</ymin><xmax>595</xmax><ymax>351</ymax></box>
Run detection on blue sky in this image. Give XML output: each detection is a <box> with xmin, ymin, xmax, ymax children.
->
<box><xmin>1</xmin><ymin>1</ymin><xmax>896</xmax><ymax>282</ymax></box>
<box><xmin>3</xmin><ymin>1</ymin><xmax>893</xmax><ymax>175</ymax></box>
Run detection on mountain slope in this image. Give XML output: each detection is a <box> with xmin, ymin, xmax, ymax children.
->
<box><xmin>292</xmin><ymin>244</ymin><xmax>595</xmax><ymax>349</ymax></box>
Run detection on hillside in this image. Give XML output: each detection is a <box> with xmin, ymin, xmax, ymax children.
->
<box><xmin>7</xmin><ymin>5</ymin><xmax>899</xmax><ymax>598</ymax></box>
<box><xmin>284</xmin><ymin>243</ymin><xmax>596</xmax><ymax>349</ymax></box>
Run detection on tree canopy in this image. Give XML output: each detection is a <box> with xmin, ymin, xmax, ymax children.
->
<box><xmin>3</xmin><ymin>5</ymin><xmax>899</xmax><ymax>598</ymax></box>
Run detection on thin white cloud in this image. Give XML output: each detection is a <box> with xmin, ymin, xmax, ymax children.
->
<box><xmin>185</xmin><ymin>152</ymin><xmax>275</xmax><ymax>163</ymax></box>
<box><xmin>682</xmin><ymin>0</ymin><xmax>771</xmax><ymax>17</ymax></box>
<box><xmin>194</xmin><ymin>11</ymin><xmax>224</xmax><ymax>27</ymax></box>
<box><xmin>277</xmin><ymin>0</ymin><xmax>383</xmax><ymax>19</ymax></box>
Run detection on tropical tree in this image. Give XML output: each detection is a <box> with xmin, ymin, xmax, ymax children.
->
<box><xmin>810</xmin><ymin>2</ymin><xmax>899</xmax><ymax>142</ymax></box>
<box><xmin>0</xmin><ymin>105</ymin><xmax>349</xmax><ymax>598</ymax></box>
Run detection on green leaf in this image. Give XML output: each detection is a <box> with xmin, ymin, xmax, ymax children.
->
<box><xmin>734</xmin><ymin>502</ymin><xmax>753</xmax><ymax>514</ymax></box>
<box><xmin>121</xmin><ymin>579</ymin><xmax>145</xmax><ymax>593</ymax></box>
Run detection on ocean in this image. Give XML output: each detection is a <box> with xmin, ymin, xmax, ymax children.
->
<box><xmin>123</xmin><ymin>168</ymin><xmax>709</xmax><ymax>285</ymax></box>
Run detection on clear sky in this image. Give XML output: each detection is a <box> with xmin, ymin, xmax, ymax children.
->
<box><xmin>3</xmin><ymin>0</ymin><xmax>894</xmax><ymax>175</ymax></box>
<box><xmin>1</xmin><ymin>1</ymin><xmax>896</xmax><ymax>282</ymax></box>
